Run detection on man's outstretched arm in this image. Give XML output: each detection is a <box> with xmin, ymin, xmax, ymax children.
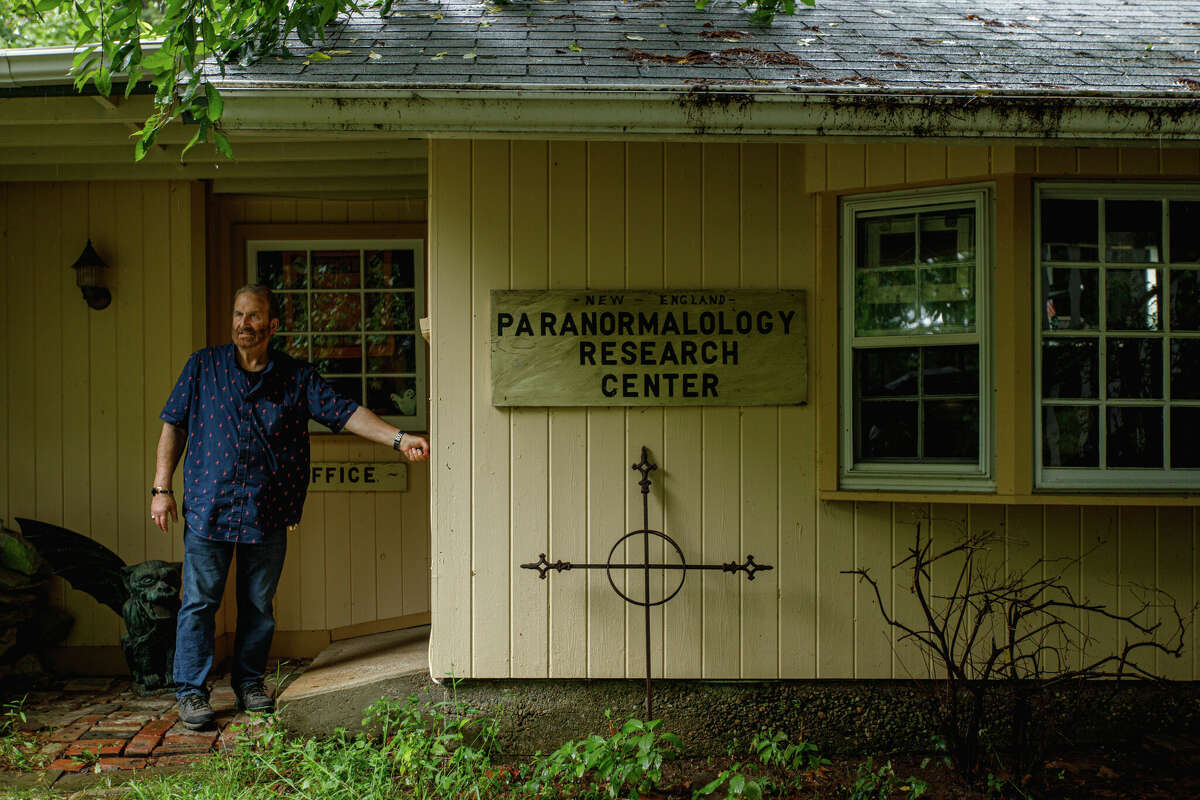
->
<box><xmin>342</xmin><ymin>407</ymin><xmax>430</xmax><ymax>462</ymax></box>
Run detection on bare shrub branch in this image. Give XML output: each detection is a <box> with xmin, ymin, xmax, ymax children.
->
<box><xmin>843</xmin><ymin>517</ymin><xmax>1195</xmax><ymax>781</ymax></box>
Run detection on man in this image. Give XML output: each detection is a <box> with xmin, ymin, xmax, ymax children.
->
<box><xmin>150</xmin><ymin>285</ymin><xmax>429</xmax><ymax>730</ymax></box>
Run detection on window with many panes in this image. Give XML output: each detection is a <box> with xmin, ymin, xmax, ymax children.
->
<box><xmin>248</xmin><ymin>239</ymin><xmax>426</xmax><ymax>431</ymax></box>
<box><xmin>1035</xmin><ymin>184</ymin><xmax>1200</xmax><ymax>490</ymax></box>
<box><xmin>840</xmin><ymin>187</ymin><xmax>993</xmax><ymax>490</ymax></box>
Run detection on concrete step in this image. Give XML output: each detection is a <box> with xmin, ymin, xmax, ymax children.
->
<box><xmin>275</xmin><ymin>625</ymin><xmax>431</xmax><ymax>737</ymax></box>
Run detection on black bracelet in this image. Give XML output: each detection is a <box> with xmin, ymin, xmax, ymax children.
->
<box><xmin>392</xmin><ymin>430</ymin><xmax>406</xmax><ymax>451</ymax></box>
<box><xmin>150</xmin><ymin>487</ymin><xmax>174</xmax><ymax>497</ymax></box>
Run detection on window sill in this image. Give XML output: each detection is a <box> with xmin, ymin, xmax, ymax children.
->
<box><xmin>819</xmin><ymin>488</ymin><xmax>1200</xmax><ymax>506</ymax></box>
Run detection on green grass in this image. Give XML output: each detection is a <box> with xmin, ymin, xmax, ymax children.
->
<box><xmin>6</xmin><ymin>697</ymin><xmax>897</xmax><ymax>800</ymax></box>
<box><xmin>118</xmin><ymin>699</ymin><xmax>692</xmax><ymax>800</ymax></box>
<box><xmin>113</xmin><ymin>704</ymin><xmax>849</xmax><ymax>800</ymax></box>
<box><xmin>120</xmin><ymin>694</ymin><xmax>500</xmax><ymax>800</ymax></box>
<box><xmin>0</xmin><ymin>696</ymin><xmax>49</xmax><ymax>774</ymax></box>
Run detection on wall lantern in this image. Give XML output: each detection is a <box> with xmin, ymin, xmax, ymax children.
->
<box><xmin>71</xmin><ymin>240</ymin><xmax>112</xmax><ymax>310</ymax></box>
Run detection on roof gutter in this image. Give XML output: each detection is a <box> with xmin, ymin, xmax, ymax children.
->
<box><xmin>0</xmin><ymin>42</ymin><xmax>162</xmax><ymax>88</ymax></box>
<box><xmin>0</xmin><ymin>45</ymin><xmax>80</xmax><ymax>87</ymax></box>
<box><xmin>211</xmin><ymin>84</ymin><xmax>1200</xmax><ymax>143</ymax></box>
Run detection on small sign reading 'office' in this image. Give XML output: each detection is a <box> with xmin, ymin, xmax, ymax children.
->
<box><xmin>309</xmin><ymin>462</ymin><xmax>407</xmax><ymax>492</ymax></box>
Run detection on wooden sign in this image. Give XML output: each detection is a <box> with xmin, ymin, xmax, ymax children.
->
<box><xmin>309</xmin><ymin>462</ymin><xmax>407</xmax><ymax>492</ymax></box>
<box><xmin>491</xmin><ymin>290</ymin><xmax>807</xmax><ymax>407</ymax></box>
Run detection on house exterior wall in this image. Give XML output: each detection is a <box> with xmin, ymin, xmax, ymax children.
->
<box><xmin>0</xmin><ymin>180</ymin><xmax>205</xmax><ymax>665</ymax></box>
<box><xmin>206</xmin><ymin>195</ymin><xmax>432</xmax><ymax>656</ymax></box>
<box><xmin>428</xmin><ymin>139</ymin><xmax>1200</xmax><ymax>682</ymax></box>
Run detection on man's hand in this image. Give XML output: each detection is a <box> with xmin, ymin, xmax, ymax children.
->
<box><xmin>150</xmin><ymin>493</ymin><xmax>178</xmax><ymax>532</ymax></box>
<box><xmin>152</xmin><ymin>422</ymin><xmax>186</xmax><ymax>532</ymax></box>
<box><xmin>399</xmin><ymin>433</ymin><xmax>430</xmax><ymax>462</ymax></box>
<box><xmin>343</xmin><ymin>407</ymin><xmax>431</xmax><ymax>462</ymax></box>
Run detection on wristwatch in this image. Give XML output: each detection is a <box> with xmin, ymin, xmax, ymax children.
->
<box><xmin>150</xmin><ymin>486</ymin><xmax>174</xmax><ymax>497</ymax></box>
<box><xmin>392</xmin><ymin>431</ymin><xmax>406</xmax><ymax>451</ymax></box>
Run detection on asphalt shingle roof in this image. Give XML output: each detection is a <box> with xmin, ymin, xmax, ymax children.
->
<box><xmin>213</xmin><ymin>0</ymin><xmax>1200</xmax><ymax>96</ymax></box>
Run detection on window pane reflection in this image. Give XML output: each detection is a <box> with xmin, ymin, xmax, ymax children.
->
<box><xmin>1042</xmin><ymin>268</ymin><xmax>1098</xmax><ymax>330</ymax></box>
<box><xmin>924</xmin><ymin>346</ymin><xmax>978</xmax><ymax>395</ymax></box>
<box><xmin>1170</xmin><ymin>339</ymin><xmax>1200</xmax><ymax>400</ymax></box>
<box><xmin>252</xmin><ymin>243</ymin><xmax>423</xmax><ymax>422</ymax></box>
<box><xmin>366</xmin><ymin>334</ymin><xmax>417</xmax><ymax>373</ymax></box>
<box><xmin>312</xmin><ymin>335</ymin><xmax>362</xmax><ymax>374</ymax></box>
<box><xmin>919</xmin><ymin>211</ymin><xmax>975</xmax><ymax>264</ymax></box>
<box><xmin>1042</xmin><ymin>199</ymin><xmax>1099</xmax><ymax>262</ymax></box>
<box><xmin>365</xmin><ymin>293</ymin><xmax>416</xmax><ymax>331</ymax></box>
<box><xmin>1043</xmin><ymin>406</ymin><xmax>1098</xmax><ymax>467</ymax></box>
<box><xmin>1171</xmin><ymin>408</ymin><xmax>1200</xmax><ymax>468</ymax></box>
<box><xmin>855</xmin><ymin>207</ymin><xmax>978</xmax><ymax>336</ymax></box>
<box><xmin>1106</xmin><ymin>269</ymin><xmax>1161</xmax><ymax>331</ymax></box>
<box><xmin>311</xmin><ymin>293</ymin><xmax>362</xmax><ymax>332</ymax></box>
<box><xmin>1105</xmin><ymin>200</ymin><xmax>1161</xmax><ymax>263</ymax></box>
<box><xmin>1107</xmin><ymin>338</ymin><xmax>1162</xmax><ymax>399</ymax></box>
<box><xmin>366</xmin><ymin>250</ymin><xmax>416</xmax><ymax>289</ymax></box>
<box><xmin>859</xmin><ymin>400</ymin><xmax>918</xmax><ymax>459</ymax></box>
<box><xmin>367</xmin><ymin>376</ymin><xmax>419</xmax><ymax>418</ymax></box>
<box><xmin>1170</xmin><ymin>268</ymin><xmax>1200</xmax><ymax>331</ymax></box>
<box><xmin>1107</xmin><ymin>406</ymin><xmax>1163</xmax><ymax>468</ymax></box>
<box><xmin>924</xmin><ymin>400</ymin><xmax>978</xmax><ymax>459</ymax></box>
<box><xmin>1169</xmin><ymin>201</ymin><xmax>1200</xmax><ymax>263</ymax></box>
<box><xmin>275</xmin><ymin>294</ymin><xmax>308</xmax><ymax>333</ymax></box>
<box><xmin>857</xmin><ymin>213</ymin><xmax>915</xmax><ymax>268</ymax></box>
<box><xmin>855</xmin><ymin>269</ymin><xmax>916</xmax><ymax>334</ymax></box>
<box><xmin>857</xmin><ymin>348</ymin><xmax>918</xmax><ymax>396</ymax></box>
<box><xmin>1038</xmin><ymin>190</ymin><xmax>1200</xmax><ymax>482</ymax></box>
<box><xmin>312</xmin><ymin>251</ymin><xmax>361</xmax><ymax>289</ymax></box>
<box><xmin>1042</xmin><ymin>340</ymin><xmax>1098</xmax><ymax>399</ymax></box>
<box><xmin>270</xmin><ymin>334</ymin><xmax>308</xmax><ymax>361</ymax></box>
<box><xmin>919</xmin><ymin>267</ymin><xmax>975</xmax><ymax>331</ymax></box>
<box><xmin>855</xmin><ymin>345</ymin><xmax>980</xmax><ymax>462</ymax></box>
<box><xmin>256</xmin><ymin>251</ymin><xmax>307</xmax><ymax>290</ymax></box>
<box><xmin>856</xmin><ymin>265</ymin><xmax>978</xmax><ymax>335</ymax></box>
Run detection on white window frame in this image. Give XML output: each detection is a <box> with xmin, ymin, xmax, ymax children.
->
<box><xmin>840</xmin><ymin>185</ymin><xmax>996</xmax><ymax>492</ymax></box>
<box><xmin>1035</xmin><ymin>182</ymin><xmax>1200</xmax><ymax>491</ymax></box>
<box><xmin>247</xmin><ymin>238</ymin><xmax>427</xmax><ymax>432</ymax></box>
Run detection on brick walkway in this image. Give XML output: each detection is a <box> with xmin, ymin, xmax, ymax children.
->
<box><xmin>13</xmin><ymin>663</ymin><xmax>304</xmax><ymax>782</ymax></box>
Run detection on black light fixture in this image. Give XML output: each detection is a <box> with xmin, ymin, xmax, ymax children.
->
<box><xmin>71</xmin><ymin>239</ymin><xmax>112</xmax><ymax>310</ymax></box>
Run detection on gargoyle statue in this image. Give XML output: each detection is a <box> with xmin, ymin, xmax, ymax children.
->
<box><xmin>16</xmin><ymin>518</ymin><xmax>181</xmax><ymax>696</ymax></box>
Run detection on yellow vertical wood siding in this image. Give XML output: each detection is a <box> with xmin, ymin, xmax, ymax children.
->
<box><xmin>428</xmin><ymin>141</ymin><xmax>1200</xmax><ymax>681</ymax></box>
<box><xmin>1</xmin><ymin>180</ymin><xmax>205</xmax><ymax>649</ymax></box>
<box><xmin>207</xmin><ymin>195</ymin><xmax>432</xmax><ymax>648</ymax></box>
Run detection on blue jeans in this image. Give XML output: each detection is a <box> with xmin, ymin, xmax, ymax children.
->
<box><xmin>174</xmin><ymin>528</ymin><xmax>287</xmax><ymax>699</ymax></box>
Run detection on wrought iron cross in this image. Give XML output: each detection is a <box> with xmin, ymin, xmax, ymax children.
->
<box><xmin>521</xmin><ymin>446</ymin><xmax>772</xmax><ymax>719</ymax></box>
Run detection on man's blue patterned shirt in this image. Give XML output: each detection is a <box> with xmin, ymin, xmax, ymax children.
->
<box><xmin>160</xmin><ymin>345</ymin><xmax>358</xmax><ymax>543</ymax></box>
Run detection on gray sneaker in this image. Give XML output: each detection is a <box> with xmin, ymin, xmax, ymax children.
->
<box><xmin>177</xmin><ymin>693</ymin><xmax>216</xmax><ymax>730</ymax></box>
<box><xmin>235</xmin><ymin>682</ymin><xmax>275</xmax><ymax>713</ymax></box>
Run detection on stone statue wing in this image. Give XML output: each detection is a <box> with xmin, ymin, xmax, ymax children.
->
<box><xmin>14</xmin><ymin>517</ymin><xmax>128</xmax><ymax>616</ymax></box>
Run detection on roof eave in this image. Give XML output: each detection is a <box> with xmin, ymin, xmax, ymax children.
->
<box><xmin>210</xmin><ymin>83</ymin><xmax>1200</xmax><ymax>143</ymax></box>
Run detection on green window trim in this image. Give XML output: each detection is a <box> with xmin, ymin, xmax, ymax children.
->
<box><xmin>247</xmin><ymin>238</ymin><xmax>428</xmax><ymax>433</ymax></box>
<box><xmin>1035</xmin><ymin>183</ymin><xmax>1200</xmax><ymax>491</ymax></box>
<box><xmin>839</xmin><ymin>185</ymin><xmax>996</xmax><ymax>492</ymax></box>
